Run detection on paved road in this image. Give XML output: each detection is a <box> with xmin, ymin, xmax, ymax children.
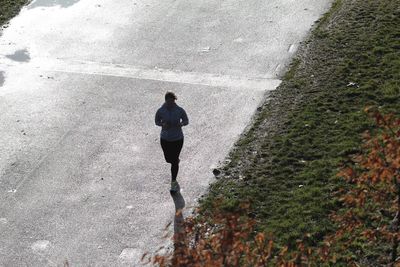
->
<box><xmin>0</xmin><ymin>0</ymin><xmax>332</xmax><ymax>265</ymax></box>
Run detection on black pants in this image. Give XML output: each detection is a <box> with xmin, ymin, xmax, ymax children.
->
<box><xmin>160</xmin><ymin>138</ymin><xmax>184</xmax><ymax>181</ymax></box>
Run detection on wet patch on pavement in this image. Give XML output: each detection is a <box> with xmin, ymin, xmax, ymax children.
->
<box><xmin>28</xmin><ymin>0</ymin><xmax>80</xmax><ymax>9</ymax></box>
<box><xmin>0</xmin><ymin>71</ymin><xmax>5</xmax><ymax>87</ymax></box>
<box><xmin>5</xmin><ymin>49</ymin><xmax>30</xmax><ymax>62</ymax></box>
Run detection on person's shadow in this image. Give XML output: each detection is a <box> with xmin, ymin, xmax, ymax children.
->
<box><xmin>170</xmin><ymin>182</ymin><xmax>186</xmax><ymax>258</ymax></box>
<box><xmin>170</xmin><ymin>182</ymin><xmax>185</xmax><ymax>235</ymax></box>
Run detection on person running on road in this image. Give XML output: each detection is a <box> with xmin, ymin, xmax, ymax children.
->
<box><xmin>155</xmin><ymin>92</ymin><xmax>189</xmax><ymax>192</ymax></box>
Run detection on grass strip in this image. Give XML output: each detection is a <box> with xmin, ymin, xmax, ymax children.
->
<box><xmin>0</xmin><ymin>0</ymin><xmax>29</xmax><ymax>28</ymax></box>
<box><xmin>199</xmin><ymin>0</ymin><xmax>400</xmax><ymax>255</ymax></box>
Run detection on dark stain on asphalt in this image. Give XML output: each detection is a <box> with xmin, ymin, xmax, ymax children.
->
<box><xmin>0</xmin><ymin>71</ymin><xmax>5</xmax><ymax>87</ymax></box>
<box><xmin>28</xmin><ymin>0</ymin><xmax>80</xmax><ymax>9</ymax></box>
<box><xmin>6</xmin><ymin>49</ymin><xmax>30</xmax><ymax>62</ymax></box>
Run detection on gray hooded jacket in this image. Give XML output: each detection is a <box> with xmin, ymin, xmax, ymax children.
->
<box><xmin>155</xmin><ymin>103</ymin><xmax>189</xmax><ymax>141</ymax></box>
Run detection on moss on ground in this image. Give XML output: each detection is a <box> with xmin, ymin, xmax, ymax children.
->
<box><xmin>0</xmin><ymin>0</ymin><xmax>29</xmax><ymax>28</ymax></box>
<box><xmin>199</xmin><ymin>0</ymin><xmax>400</xmax><ymax>260</ymax></box>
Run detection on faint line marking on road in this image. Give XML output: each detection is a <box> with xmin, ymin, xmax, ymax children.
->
<box><xmin>36</xmin><ymin>59</ymin><xmax>282</xmax><ymax>91</ymax></box>
<box><xmin>12</xmin><ymin>128</ymin><xmax>75</xmax><ymax>193</ymax></box>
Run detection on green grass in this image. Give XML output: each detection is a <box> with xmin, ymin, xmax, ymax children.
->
<box><xmin>0</xmin><ymin>0</ymin><xmax>29</xmax><ymax>27</ymax></box>
<box><xmin>199</xmin><ymin>0</ymin><xmax>400</xmax><ymax>259</ymax></box>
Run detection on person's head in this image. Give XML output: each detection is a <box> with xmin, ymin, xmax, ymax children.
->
<box><xmin>165</xmin><ymin>91</ymin><xmax>177</xmax><ymax>106</ymax></box>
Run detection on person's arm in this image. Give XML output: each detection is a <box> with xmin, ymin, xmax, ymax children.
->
<box><xmin>180</xmin><ymin>108</ymin><xmax>189</xmax><ymax>126</ymax></box>
<box><xmin>155</xmin><ymin>109</ymin><xmax>163</xmax><ymax>127</ymax></box>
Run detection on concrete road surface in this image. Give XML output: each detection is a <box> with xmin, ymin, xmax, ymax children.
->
<box><xmin>0</xmin><ymin>0</ymin><xmax>332</xmax><ymax>265</ymax></box>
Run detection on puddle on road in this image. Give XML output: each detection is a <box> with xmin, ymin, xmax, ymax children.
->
<box><xmin>28</xmin><ymin>0</ymin><xmax>80</xmax><ymax>9</ymax></box>
<box><xmin>0</xmin><ymin>71</ymin><xmax>4</xmax><ymax>87</ymax></box>
<box><xmin>5</xmin><ymin>49</ymin><xmax>30</xmax><ymax>62</ymax></box>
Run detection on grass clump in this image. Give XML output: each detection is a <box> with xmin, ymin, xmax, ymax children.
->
<box><xmin>0</xmin><ymin>0</ymin><xmax>29</xmax><ymax>28</ymax></box>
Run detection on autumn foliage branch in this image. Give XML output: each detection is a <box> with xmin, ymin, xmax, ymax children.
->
<box><xmin>142</xmin><ymin>200</ymin><xmax>321</xmax><ymax>267</ymax></box>
<box><xmin>325</xmin><ymin>108</ymin><xmax>400</xmax><ymax>265</ymax></box>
